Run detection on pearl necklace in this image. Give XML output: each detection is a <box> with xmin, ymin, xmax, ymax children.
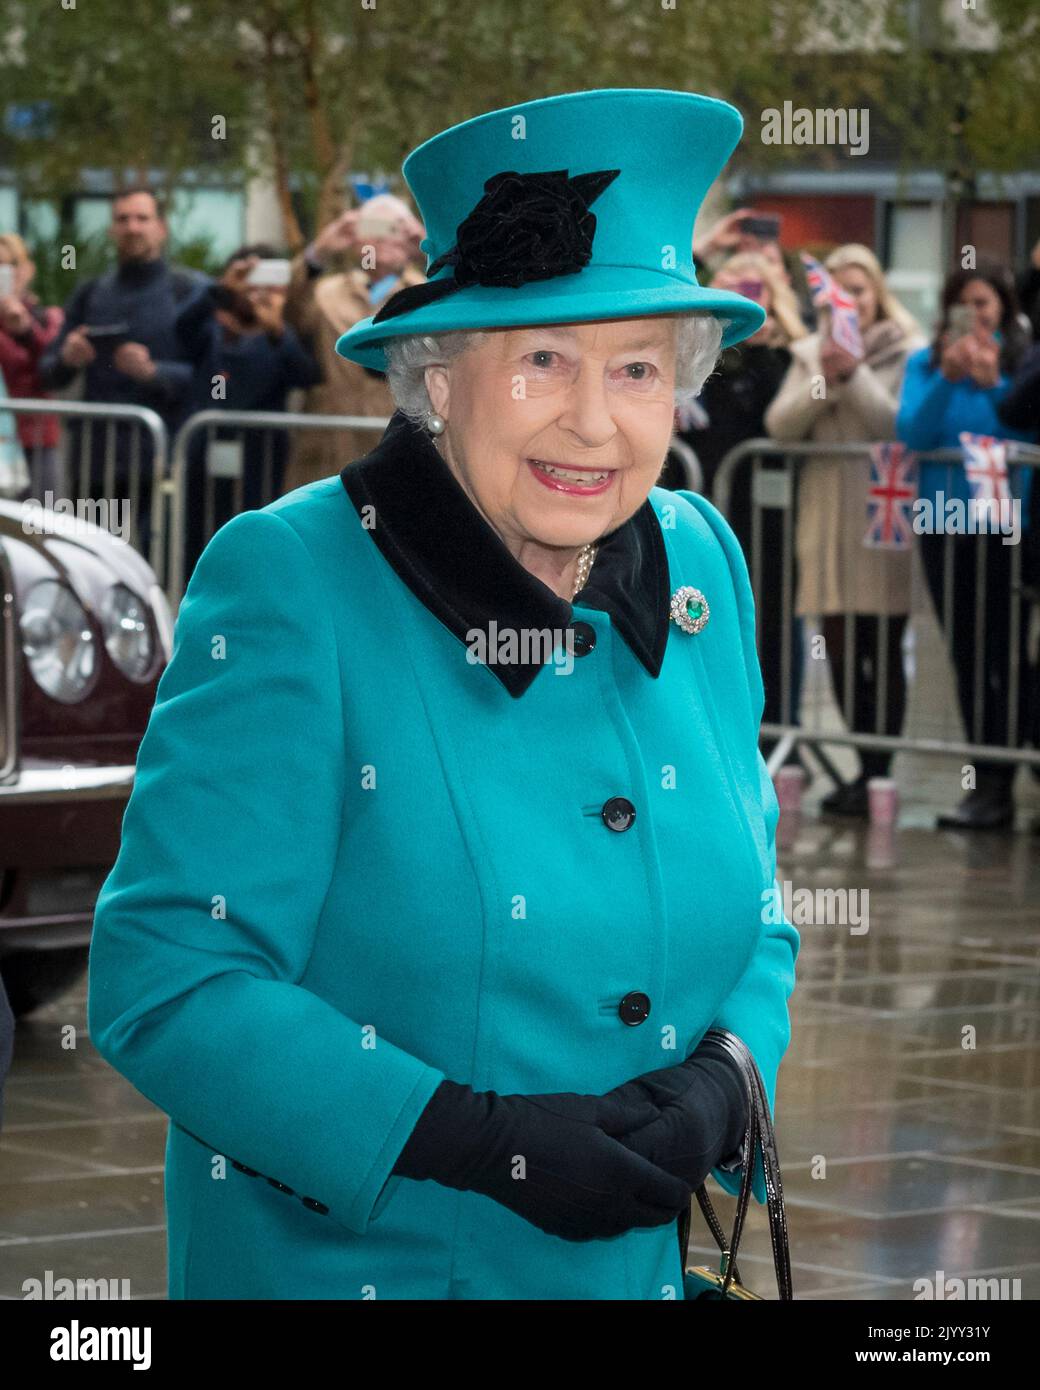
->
<box><xmin>572</xmin><ymin>542</ymin><xmax>598</xmax><ymax>599</ymax></box>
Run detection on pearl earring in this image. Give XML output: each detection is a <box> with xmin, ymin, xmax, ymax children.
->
<box><xmin>426</xmin><ymin>412</ymin><xmax>446</xmax><ymax>436</ymax></box>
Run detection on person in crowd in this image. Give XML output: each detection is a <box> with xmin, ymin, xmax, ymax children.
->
<box><xmin>767</xmin><ymin>244</ymin><xmax>926</xmax><ymax>816</ymax></box>
<box><xmin>997</xmin><ymin>314</ymin><xmax>1040</xmax><ymax>819</ymax></box>
<box><xmin>38</xmin><ymin>187</ymin><xmax>204</xmax><ymax>556</ymax></box>
<box><xmin>175</xmin><ymin>244</ymin><xmax>322</xmax><ymax>579</ymax></box>
<box><xmin>671</xmin><ymin>251</ymin><xmax>808</xmax><ymax>745</ymax></box>
<box><xmin>693</xmin><ymin>207</ymin><xmax>815</xmax><ymax>328</ymax></box>
<box><xmin>1015</xmin><ymin>236</ymin><xmax>1040</xmax><ymax>337</ymax></box>
<box><xmin>0</xmin><ymin>233</ymin><xmax>63</xmax><ymax>497</ymax></box>
<box><xmin>0</xmin><ymin>358</ymin><xmax>30</xmax><ymax>497</ymax></box>
<box><xmin>674</xmin><ymin>253</ymin><xmax>806</xmax><ymax>495</ymax></box>
<box><xmin>280</xmin><ymin>194</ymin><xmax>426</xmax><ymax>489</ymax></box>
<box><xmin>87</xmin><ymin>88</ymin><xmax>798</xmax><ymax>1301</ymax></box>
<box><xmin>897</xmin><ymin>262</ymin><xmax>1037</xmax><ymax>830</ymax></box>
<box><xmin>999</xmin><ymin>334</ymin><xmax>1040</xmax><ymax>438</ymax></box>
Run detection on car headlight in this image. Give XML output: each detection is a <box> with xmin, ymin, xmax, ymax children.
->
<box><xmin>19</xmin><ymin>580</ymin><xmax>96</xmax><ymax>703</ymax></box>
<box><xmin>98</xmin><ymin>583</ymin><xmax>154</xmax><ymax>681</ymax></box>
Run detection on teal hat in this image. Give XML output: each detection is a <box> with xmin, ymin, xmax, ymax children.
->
<box><xmin>334</xmin><ymin>88</ymin><xmax>766</xmax><ymax>372</ymax></box>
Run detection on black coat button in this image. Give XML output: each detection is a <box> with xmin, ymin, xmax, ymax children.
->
<box><xmin>569</xmin><ymin>621</ymin><xmax>596</xmax><ymax>656</ymax></box>
<box><xmin>618</xmin><ymin>991</ymin><xmax>651</xmax><ymax>1026</ymax></box>
<box><xmin>301</xmin><ymin>1196</ymin><xmax>330</xmax><ymax>1215</ymax></box>
<box><xmin>266</xmin><ymin>1177</ymin><xmax>295</xmax><ymax>1194</ymax></box>
<box><xmin>231</xmin><ymin>1160</ymin><xmax>260</xmax><ymax>1177</ymax></box>
<box><xmin>601</xmin><ymin>796</ymin><xmax>636</xmax><ymax>832</ymax></box>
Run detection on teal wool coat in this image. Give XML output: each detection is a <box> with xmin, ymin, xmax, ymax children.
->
<box><xmin>87</xmin><ymin>411</ymin><xmax>799</xmax><ymax>1300</ymax></box>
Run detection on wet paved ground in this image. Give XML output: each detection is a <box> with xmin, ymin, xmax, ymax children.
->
<box><xmin>725</xmin><ymin>818</ymin><xmax>1040</xmax><ymax>1300</ymax></box>
<box><xmin>1</xmin><ymin>999</ymin><xmax>168</xmax><ymax>1300</ymax></box>
<box><xmin>2</xmin><ymin>582</ymin><xmax>1038</xmax><ymax>1300</ymax></box>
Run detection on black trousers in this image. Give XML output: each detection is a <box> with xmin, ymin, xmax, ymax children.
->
<box><xmin>918</xmin><ymin>531</ymin><xmax>1035</xmax><ymax>786</ymax></box>
<box><xmin>822</xmin><ymin>612</ymin><xmax>909</xmax><ymax>779</ymax></box>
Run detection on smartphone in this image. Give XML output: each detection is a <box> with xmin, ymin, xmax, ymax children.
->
<box><xmin>245</xmin><ymin>259</ymin><xmax>292</xmax><ymax>288</ymax></box>
<box><xmin>210</xmin><ymin>283</ymin><xmax>240</xmax><ymax>312</ymax></box>
<box><xmin>733</xmin><ymin>278</ymin><xmax>765</xmax><ymax>301</ymax></box>
<box><xmin>356</xmin><ymin>215</ymin><xmax>401</xmax><ymax>240</ymax></box>
<box><xmin>738</xmin><ymin>214</ymin><xmax>782</xmax><ymax>241</ymax></box>
<box><xmin>947</xmin><ymin>304</ymin><xmax>975</xmax><ymax>340</ymax></box>
<box><xmin>82</xmin><ymin>322</ymin><xmax>132</xmax><ymax>345</ymax></box>
<box><xmin>0</xmin><ymin>264</ymin><xmax>15</xmax><ymax>296</ymax></box>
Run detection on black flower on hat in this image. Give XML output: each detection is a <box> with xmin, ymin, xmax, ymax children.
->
<box><xmin>371</xmin><ymin>166</ymin><xmax>620</xmax><ymax>325</ymax></box>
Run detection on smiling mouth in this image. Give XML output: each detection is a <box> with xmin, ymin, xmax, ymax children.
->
<box><xmin>527</xmin><ymin>458</ymin><xmax>615</xmax><ymax>485</ymax></box>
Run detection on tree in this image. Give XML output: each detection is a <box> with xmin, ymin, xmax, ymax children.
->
<box><xmin>1</xmin><ymin>0</ymin><xmax>1036</xmax><ymax>251</ymax></box>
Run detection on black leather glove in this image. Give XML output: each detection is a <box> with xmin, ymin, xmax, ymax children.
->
<box><xmin>392</xmin><ymin>1079</ymin><xmax>692</xmax><ymax>1242</ymax></box>
<box><xmin>605</xmin><ymin>1039</ymin><xmax>749</xmax><ymax>1191</ymax></box>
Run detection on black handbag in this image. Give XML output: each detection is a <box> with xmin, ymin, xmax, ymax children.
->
<box><xmin>677</xmin><ymin>1027</ymin><xmax>793</xmax><ymax>1300</ymax></box>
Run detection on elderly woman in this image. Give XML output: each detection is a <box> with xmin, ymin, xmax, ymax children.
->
<box><xmin>88</xmin><ymin>88</ymin><xmax>799</xmax><ymax>1301</ymax></box>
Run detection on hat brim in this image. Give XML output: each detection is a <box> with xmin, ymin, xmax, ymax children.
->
<box><xmin>334</xmin><ymin>266</ymin><xmax>766</xmax><ymax>372</ymax></box>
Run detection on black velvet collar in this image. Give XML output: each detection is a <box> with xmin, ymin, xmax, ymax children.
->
<box><xmin>339</xmin><ymin>411</ymin><xmax>672</xmax><ymax>698</ymax></box>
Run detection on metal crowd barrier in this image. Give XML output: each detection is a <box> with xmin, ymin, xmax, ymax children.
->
<box><xmin>664</xmin><ymin>435</ymin><xmax>703</xmax><ymax>493</ymax></box>
<box><xmin>1</xmin><ymin>398</ymin><xmax>168</xmax><ymax>578</ymax></box>
<box><xmin>166</xmin><ymin>409</ymin><xmax>390</xmax><ymax>607</ymax></box>
<box><xmin>712</xmin><ymin>438</ymin><xmax>1040</xmax><ymax>777</ymax></box>
<box><xmin>0</xmin><ymin>533</ymin><xmax>18</xmax><ymax>781</ymax></box>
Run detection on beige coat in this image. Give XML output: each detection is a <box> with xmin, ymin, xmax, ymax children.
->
<box><xmin>281</xmin><ymin>259</ymin><xmax>427</xmax><ymax>491</ymax></box>
<box><xmin>764</xmin><ymin>319</ymin><xmax>926</xmax><ymax>617</ymax></box>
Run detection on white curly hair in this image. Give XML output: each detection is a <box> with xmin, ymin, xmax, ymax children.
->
<box><xmin>382</xmin><ymin>313</ymin><xmax>727</xmax><ymax>426</ymax></box>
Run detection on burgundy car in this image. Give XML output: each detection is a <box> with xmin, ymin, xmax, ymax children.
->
<box><xmin>0</xmin><ymin>498</ymin><xmax>170</xmax><ymax>1015</ymax></box>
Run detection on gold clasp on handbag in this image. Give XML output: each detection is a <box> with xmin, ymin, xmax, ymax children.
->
<box><xmin>685</xmin><ymin>1263</ymin><xmax>763</xmax><ymax>1300</ymax></box>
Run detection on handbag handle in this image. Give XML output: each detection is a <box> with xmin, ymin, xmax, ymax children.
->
<box><xmin>677</xmin><ymin>1027</ymin><xmax>793</xmax><ymax>1300</ymax></box>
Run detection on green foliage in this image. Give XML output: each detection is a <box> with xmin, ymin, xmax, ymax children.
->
<box><xmin>24</xmin><ymin>229</ymin><xmax>112</xmax><ymax>308</ymax></box>
<box><xmin>0</xmin><ymin>0</ymin><xmax>1036</xmax><ymax>238</ymax></box>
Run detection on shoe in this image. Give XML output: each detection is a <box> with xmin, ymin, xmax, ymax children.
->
<box><xmin>936</xmin><ymin>787</ymin><xmax>1014</xmax><ymax>831</ymax></box>
<box><xmin>820</xmin><ymin>775</ymin><xmax>870</xmax><ymax>818</ymax></box>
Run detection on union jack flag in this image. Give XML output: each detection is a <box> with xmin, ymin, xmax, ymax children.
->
<box><xmin>959</xmin><ymin>432</ymin><xmax>1012</xmax><ymax>503</ymax></box>
<box><xmin>801</xmin><ymin>254</ymin><xmax>832</xmax><ymax>306</ymax></box>
<box><xmin>801</xmin><ymin>253</ymin><xmax>864</xmax><ymax>360</ymax></box>
<box><xmin>863</xmin><ymin>442</ymin><xmax>917</xmax><ymax>550</ymax></box>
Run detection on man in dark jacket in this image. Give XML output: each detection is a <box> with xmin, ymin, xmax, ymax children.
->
<box><xmin>38</xmin><ymin>187</ymin><xmax>204</xmax><ymax>557</ymax></box>
<box><xmin>175</xmin><ymin>244</ymin><xmax>322</xmax><ymax>579</ymax></box>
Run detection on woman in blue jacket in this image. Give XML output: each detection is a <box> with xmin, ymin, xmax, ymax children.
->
<box><xmin>87</xmin><ymin>89</ymin><xmax>799</xmax><ymax>1300</ymax></box>
<box><xmin>897</xmin><ymin>264</ymin><xmax>1036</xmax><ymax>830</ymax></box>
